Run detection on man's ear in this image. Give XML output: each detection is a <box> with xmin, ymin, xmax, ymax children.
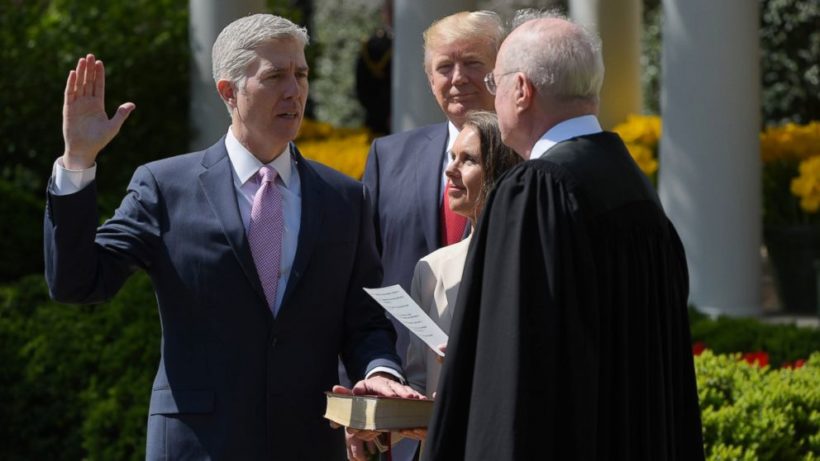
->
<box><xmin>216</xmin><ymin>79</ymin><xmax>237</xmax><ymax>110</ymax></box>
<box><xmin>514</xmin><ymin>73</ymin><xmax>533</xmax><ymax>113</ymax></box>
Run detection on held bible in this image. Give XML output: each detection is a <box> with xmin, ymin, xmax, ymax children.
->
<box><xmin>323</xmin><ymin>392</ymin><xmax>435</xmax><ymax>430</ymax></box>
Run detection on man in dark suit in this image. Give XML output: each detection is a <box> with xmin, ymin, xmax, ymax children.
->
<box><xmin>362</xmin><ymin>10</ymin><xmax>504</xmax><ymax>363</ymax></box>
<box><xmin>45</xmin><ymin>14</ymin><xmax>417</xmax><ymax>461</ymax></box>
<box><xmin>424</xmin><ymin>12</ymin><xmax>704</xmax><ymax>460</ymax></box>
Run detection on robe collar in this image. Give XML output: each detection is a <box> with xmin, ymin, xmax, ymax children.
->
<box><xmin>530</xmin><ymin>115</ymin><xmax>603</xmax><ymax>160</ymax></box>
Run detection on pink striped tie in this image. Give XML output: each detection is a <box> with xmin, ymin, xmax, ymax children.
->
<box><xmin>248</xmin><ymin>165</ymin><xmax>284</xmax><ymax>314</ymax></box>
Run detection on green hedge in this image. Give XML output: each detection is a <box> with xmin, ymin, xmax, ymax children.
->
<box><xmin>696</xmin><ymin>351</ymin><xmax>820</xmax><ymax>460</ymax></box>
<box><xmin>0</xmin><ymin>273</ymin><xmax>159</xmax><ymax>461</ymax></box>
<box><xmin>0</xmin><ymin>180</ymin><xmax>44</xmax><ymax>282</ymax></box>
<box><xmin>690</xmin><ymin>307</ymin><xmax>820</xmax><ymax>367</ymax></box>
<box><xmin>1</xmin><ymin>278</ymin><xmax>817</xmax><ymax>459</ymax></box>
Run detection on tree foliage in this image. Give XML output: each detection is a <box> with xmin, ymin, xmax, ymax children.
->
<box><xmin>760</xmin><ymin>0</ymin><xmax>820</xmax><ymax>125</ymax></box>
<box><xmin>0</xmin><ymin>0</ymin><xmax>189</xmax><ymax>208</ymax></box>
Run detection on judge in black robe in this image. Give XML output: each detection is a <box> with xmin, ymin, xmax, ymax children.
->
<box><xmin>423</xmin><ymin>13</ymin><xmax>704</xmax><ymax>461</ymax></box>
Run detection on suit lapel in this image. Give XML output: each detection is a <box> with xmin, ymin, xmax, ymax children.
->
<box><xmin>416</xmin><ymin>123</ymin><xmax>449</xmax><ymax>251</ymax></box>
<box><xmin>198</xmin><ymin>139</ymin><xmax>268</xmax><ymax>307</ymax></box>
<box><xmin>281</xmin><ymin>146</ymin><xmax>325</xmax><ymax>308</ymax></box>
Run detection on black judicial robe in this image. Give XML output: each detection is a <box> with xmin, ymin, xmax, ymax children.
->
<box><xmin>423</xmin><ymin>132</ymin><xmax>704</xmax><ymax>460</ymax></box>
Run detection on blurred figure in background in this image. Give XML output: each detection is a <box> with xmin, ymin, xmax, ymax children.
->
<box><xmin>355</xmin><ymin>0</ymin><xmax>393</xmax><ymax>135</ymax></box>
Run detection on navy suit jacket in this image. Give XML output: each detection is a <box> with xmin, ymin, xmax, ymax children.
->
<box><xmin>363</xmin><ymin>123</ymin><xmax>451</xmax><ymax>359</ymax></box>
<box><xmin>44</xmin><ymin>139</ymin><xmax>401</xmax><ymax>460</ymax></box>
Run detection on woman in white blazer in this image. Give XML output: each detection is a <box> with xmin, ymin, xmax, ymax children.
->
<box><xmin>404</xmin><ymin>110</ymin><xmax>522</xmax><ymax>413</ymax></box>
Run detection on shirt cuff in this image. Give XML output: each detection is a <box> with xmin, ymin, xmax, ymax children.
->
<box><xmin>51</xmin><ymin>157</ymin><xmax>96</xmax><ymax>195</ymax></box>
<box><xmin>366</xmin><ymin>366</ymin><xmax>406</xmax><ymax>384</ymax></box>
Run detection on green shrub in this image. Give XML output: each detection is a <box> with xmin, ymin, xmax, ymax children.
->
<box><xmin>0</xmin><ymin>273</ymin><xmax>159</xmax><ymax>461</ymax></box>
<box><xmin>78</xmin><ymin>272</ymin><xmax>159</xmax><ymax>460</ymax></box>
<box><xmin>0</xmin><ymin>180</ymin><xmax>44</xmax><ymax>282</ymax></box>
<box><xmin>0</xmin><ymin>0</ymin><xmax>189</xmax><ymax>215</ymax></box>
<box><xmin>690</xmin><ymin>307</ymin><xmax>820</xmax><ymax>367</ymax></box>
<box><xmin>695</xmin><ymin>351</ymin><xmax>820</xmax><ymax>460</ymax></box>
<box><xmin>1</xmin><ymin>277</ymin><xmax>818</xmax><ymax>459</ymax></box>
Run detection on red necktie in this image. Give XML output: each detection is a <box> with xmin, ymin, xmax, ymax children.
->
<box><xmin>440</xmin><ymin>182</ymin><xmax>468</xmax><ymax>246</ymax></box>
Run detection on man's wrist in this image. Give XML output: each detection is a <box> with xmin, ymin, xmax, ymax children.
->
<box><xmin>61</xmin><ymin>151</ymin><xmax>96</xmax><ymax>171</ymax></box>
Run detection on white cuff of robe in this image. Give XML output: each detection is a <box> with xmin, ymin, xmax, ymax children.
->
<box><xmin>51</xmin><ymin>157</ymin><xmax>96</xmax><ymax>196</ymax></box>
<box><xmin>366</xmin><ymin>366</ymin><xmax>406</xmax><ymax>384</ymax></box>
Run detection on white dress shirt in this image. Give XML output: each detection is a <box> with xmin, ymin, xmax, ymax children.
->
<box><xmin>529</xmin><ymin>114</ymin><xmax>603</xmax><ymax>160</ymax></box>
<box><xmin>440</xmin><ymin>121</ymin><xmax>460</xmax><ymax>204</ymax></box>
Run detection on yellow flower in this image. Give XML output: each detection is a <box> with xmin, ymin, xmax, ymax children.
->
<box><xmin>613</xmin><ymin>114</ymin><xmax>661</xmax><ymax>146</ymax></box>
<box><xmin>625</xmin><ymin>143</ymin><xmax>659</xmax><ymax>176</ymax></box>
<box><xmin>297</xmin><ymin>118</ymin><xmax>336</xmax><ymax>139</ymax></box>
<box><xmin>790</xmin><ymin>155</ymin><xmax>820</xmax><ymax>214</ymax></box>
<box><xmin>760</xmin><ymin>121</ymin><xmax>820</xmax><ymax>164</ymax></box>
<box><xmin>614</xmin><ymin>114</ymin><xmax>661</xmax><ymax>180</ymax></box>
<box><xmin>295</xmin><ymin>120</ymin><xmax>372</xmax><ymax>179</ymax></box>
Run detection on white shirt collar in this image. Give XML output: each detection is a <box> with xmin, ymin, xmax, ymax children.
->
<box><xmin>529</xmin><ymin>115</ymin><xmax>603</xmax><ymax>160</ymax></box>
<box><xmin>445</xmin><ymin>121</ymin><xmax>460</xmax><ymax>156</ymax></box>
<box><xmin>225</xmin><ymin>127</ymin><xmax>293</xmax><ymax>187</ymax></box>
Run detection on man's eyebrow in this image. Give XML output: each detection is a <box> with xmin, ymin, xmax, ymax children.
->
<box><xmin>264</xmin><ymin>65</ymin><xmax>310</xmax><ymax>73</ymax></box>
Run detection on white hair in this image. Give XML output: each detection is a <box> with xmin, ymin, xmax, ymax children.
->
<box><xmin>212</xmin><ymin>14</ymin><xmax>309</xmax><ymax>90</ymax></box>
<box><xmin>502</xmin><ymin>9</ymin><xmax>604</xmax><ymax>104</ymax></box>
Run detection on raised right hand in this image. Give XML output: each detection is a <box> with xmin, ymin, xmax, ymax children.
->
<box><xmin>62</xmin><ymin>54</ymin><xmax>135</xmax><ymax>170</ymax></box>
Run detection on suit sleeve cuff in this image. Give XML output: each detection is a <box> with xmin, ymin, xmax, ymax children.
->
<box><xmin>365</xmin><ymin>366</ymin><xmax>406</xmax><ymax>384</ymax></box>
<box><xmin>52</xmin><ymin>157</ymin><xmax>96</xmax><ymax>195</ymax></box>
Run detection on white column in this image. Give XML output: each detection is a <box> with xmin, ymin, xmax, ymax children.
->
<box><xmin>569</xmin><ymin>0</ymin><xmax>642</xmax><ymax>129</ymax></box>
<box><xmin>392</xmin><ymin>0</ymin><xmax>475</xmax><ymax>132</ymax></box>
<box><xmin>189</xmin><ymin>0</ymin><xmax>265</xmax><ymax>150</ymax></box>
<box><xmin>660</xmin><ymin>0</ymin><xmax>761</xmax><ymax>317</ymax></box>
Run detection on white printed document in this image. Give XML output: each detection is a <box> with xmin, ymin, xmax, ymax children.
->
<box><xmin>364</xmin><ymin>285</ymin><xmax>448</xmax><ymax>356</ymax></box>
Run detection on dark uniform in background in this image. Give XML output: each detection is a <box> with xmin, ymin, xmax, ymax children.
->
<box><xmin>355</xmin><ymin>26</ymin><xmax>392</xmax><ymax>135</ymax></box>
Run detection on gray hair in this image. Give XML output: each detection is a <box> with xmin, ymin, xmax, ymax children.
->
<box><xmin>212</xmin><ymin>14</ymin><xmax>309</xmax><ymax>89</ymax></box>
<box><xmin>423</xmin><ymin>10</ymin><xmax>505</xmax><ymax>74</ymax></box>
<box><xmin>511</xmin><ymin>8</ymin><xmax>549</xmax><ymax>29</ymax></box>
<box><xmin>502</xmin><ymin>9</ymin><xmax>604</xmax><ymax>104</ymax></box>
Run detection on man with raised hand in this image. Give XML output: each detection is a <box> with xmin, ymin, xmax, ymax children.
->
<box><xmin>45</xmin><ymin>14</ymin><xmax>418</xmax><ymax>460</ymax></box>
